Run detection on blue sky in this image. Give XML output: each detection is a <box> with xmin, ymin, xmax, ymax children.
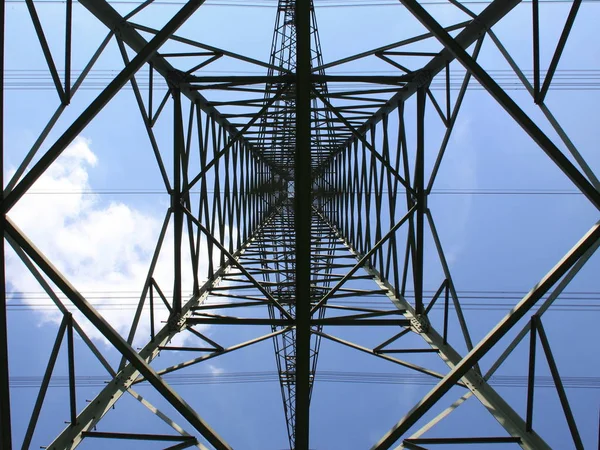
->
<box><xmin>3</xmin><ymin>1</ymin><xmax>600</xmax><ymax>449</ymax></box>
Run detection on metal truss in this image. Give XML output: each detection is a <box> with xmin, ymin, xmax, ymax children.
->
<box><xmin>1</xmin><ymin>0</ymin><xmax>598</xmax><ymax>449</ymax></box>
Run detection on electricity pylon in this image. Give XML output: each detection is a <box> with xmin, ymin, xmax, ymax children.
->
<box><xmin>1</xmin><ymin>1</ymin><xmax>598</xmax><ymax>449</ymax></box>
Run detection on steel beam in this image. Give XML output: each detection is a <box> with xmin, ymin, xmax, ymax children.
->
<box><xmin>526</xmin><ymin>319</ymin><xmax>536</xmax><ymax>431</ymax></box>
<box><xmin>0</xmin><ymin>146</ymin><xmax>8</xmax><ymax>450</ymax></box>
<box><xmin>2</xmin><ymin>0</ymin><xmax>209</xmax><ymax>213</ymax></box>
<box><xmin>40</xmin><ymin>206</ymin><xmax>279</xmax><ymax>449</ymax></box>
<box><xmin>77</xmin><ymin>0</ymin><xmax>284</xmax><ymax>182</ymax></box>
<box><xmin>532</xmin><ymin>0</ymin><xmax>540</xmax><ymax>102</ymax></box>
<box><xmin>534</xmin><ymin>316</ymin><xmax>584</xmax><ymax>449</ymax></box>
<box><xmin>81</xmin><ymin>431</ymin><xmax>195</xmax><ymax>441</ymax></box>
<box><xmin>402</xmin><ymin>236</ymin><xmax>600</xmax><ymax>446</ymax></box>
<box><xmin>413</xmin><ymin>87</ymin><xmax>426</xmax><ymax>315</ymax></box>
<box><xmin>486</xmin><ymin>238</ymin><xmax>600</xmax><ymax>380</ymax></box>
<box><xmin>21</xmin><ymin>317</ymin><xmax>68</xmax><ymax>450</ymax></box>
<box><xmin>311</xmin><ymin>205</ymin><xmax>416</xmax><ymax>312</ymax></box>
<box><xmin>313</xmin><ymin>89</ymin><xmax>414</xmax><ymax>194</ymax></box>
<box><xmin>5</xmin><ymin>0</ymin><xmax>596</xmax><ymax>447</ymax></box>
<box><xmin>314</xmin><ymin>209</ymin><xmax>551</xmax><ymax>450</ymax></box>
<box><xmin>5</xmin><ymin>31</ymin><xmax>112</xmax><ymax>195</ymax></box>
<box><xmin>404</xmin><ymin>437</ymin><xmax>521</xmax><ymax>445</ymax></box>
<box><xmin>182</xmin><ymin>206</ymin><xmax>292</xmax><ymax>318</ymax></box>
<box><xmin>24</xmin><ymin>0</ymin><xmax>65</xmax><ymax>103</ymax></box>
<box><xmin>539</xmin><ymin>0</ymin><xmax>582</xmax><ymax>103</ymax></box>
<box><xmin>66</xmin><ymin>314</ymin><xmax>77</xmax><ymax>427</ymax></box>
<box><xmin>0</xmin><ymin>0</ymin><xmax>11</xmax><ymax>444</ymax></box>
<box><xmin>6</xmin><ymin>237</ymin><xmax>118</xmax><ymax>380</ymax></box>
<box><xmin>314</xmin><ymin>21</ymin><xmax>470</xmax><ymax>71</ymax></box>
<box><xmin>128</xmin><ymin>22</ymin><xmax>286</xmax><ymax>73</ymax></box>
<box><xmin>150</xmin><ymin>328</ymin><xmax>292</xmax><ymax>378</ymax></box>
<box><xmin>483</xmin><ymin>28</ymin><xmax>600</xmax><ymax>191</ymax></box>
<box><xmin>313</xmin><ymin>330</ymin><xmax>448</xmax><ymax>381</ymax></box>
<box><xmin>173</xmin><ymin>88</ymin><xmax>184</xmax><ymax>314</ymax></box>
<box><xmin>373</xmin><ymin>220</ymin><xmax>600</xmax><ymax>449</ymax></box>
<box><xmin>398</xmin><ymin>0</ymin><xmax>600</xmax><ymax>210</ymax></box>
<box><xmin>126</xmin><ymin>388</ymin><xmax>206</xmax><ymax>450</ymax></box>
<box><xmin>295</xmin><ymin>0</ymin><xmax>312</xmax><ymax>447</ymax></box>
<box><xmin>317</xmin><ymin>0</ymin><xmax>520</xmax><ymax>175</ymax></box>
<box><xmin>4</xmin><ymin>218</ymin><xmax>231</xmax><ymax>450</ymax></box>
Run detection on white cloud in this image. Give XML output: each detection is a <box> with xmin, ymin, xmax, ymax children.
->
<box><xmin>208</xmin><ymin>364</ymin><xmax>224</xmax><ymax>375</ymax></box>
<box><xmin>5</xmin><ymin>137</ymin><xmax>213</xmax><ymax>349</ymax></box>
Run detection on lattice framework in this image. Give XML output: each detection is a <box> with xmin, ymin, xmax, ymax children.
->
<box><xmin>0</xmin><ymin>1</ymin><xmax>598</xmax><ymax>449</ymax></box>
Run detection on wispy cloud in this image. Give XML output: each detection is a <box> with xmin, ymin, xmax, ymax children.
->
<box><xmin>5</xmin><ymin>137</ymin><xmax>202</xmax><ymax>348</ymax></box>
<box><xmin>208</xmin><ymin>364</ymin><xmax>224</xmax><ymax>375</ymax></box>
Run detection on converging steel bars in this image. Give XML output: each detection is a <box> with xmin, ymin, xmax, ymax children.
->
<box><xmin>1</xmin><ymin>0</ymin><xmax>599</xmax><ymax>449</ymax></box>
<box><xmin>294</xmin><ymin>0</ymin><xmax>312</xmax><ymax>448</ymax></box>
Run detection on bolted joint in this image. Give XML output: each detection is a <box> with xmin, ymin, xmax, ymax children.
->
<box><xmin>170</xmin><ymin>192</ymin><xmax>183</xmax><ymax>210</ymax></box>
<box><xmin>417</xmin><ymin>190</ymin><xmax>428</xmax><ymax>209</ymax></box>
<box><xmin>410</xmin><ymin>314</ymin><xmax>430</xmax><ymax>334</ymax></box>
<box><xmin>414</xmin><ymin>69</ymin><xmax>432</xmax><ymax>88</ymax></box>
<box><xmin>166</xmin><ymin>70</ymin><xmax>187</xmax><ymax>90</ymax></box>
<box><xmin>463</xmin><ymin>368</ymin><xmax>485</xmax><ymax>391</ymax></box>
<box><xmin>114</xmin><ymin>19</ymin><xmax>136</xmax><ymax>41</ymax></box>
<box><xmin>472</xmin><ymin>17</ymin><xmax>487</xmax><ymax>38</ymax></box>
<box><xmin>167</xmin><ymin>312</ymin><xmax>186</xmax><ymax>332</ymax></box>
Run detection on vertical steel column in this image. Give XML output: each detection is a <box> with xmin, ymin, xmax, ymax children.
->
<box><xmin>173</xmin><ymin>87</ymin><xmax>183</xmax><ymax>314</ymax></box>
<box><xmin>0</xmin><ymin>0</ymin><xmax>11</xmax><ymax>445</ymax></box>
<box><xmin>295</xmin><ymin>0</ymin><xmax>312</xmax><ymax>447</ymax></box>
<box><xmin>532</xmin><ymin>0</ymin><xmax>540</xmax><ymax>103</ymax></box>
<box><xmin>66</xmin><ymin>314</ymin><xmax>77</xmax><ymax>427</ymax></box>
<box><xmin>413</xmin><ymin>87</ymin><xmax>426</xmax><ymax>315</ymax></box>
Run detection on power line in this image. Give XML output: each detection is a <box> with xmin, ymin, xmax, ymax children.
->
<box><xmin>8</xmin><ymin>370</ymin><xmax>600</xmax><ymax>389</ymax></box>
<box><xmin>15</xmin><ymin>189</ymin><xmax>588</xmax><ymax>196</ymax></box>
<box><xmin>6</xmin><ymin>289</ymin><xmax>600</xmax><ymax>312</ymax></box>
<box><xmin>4</xmin><ymin>0</ymin><xmax>600</xmax><ymax>8</ymax></box>
<box><xmin>5</xmin><ymin>69</ymin><xmax>600</xmax><ymax>91</ymax></box>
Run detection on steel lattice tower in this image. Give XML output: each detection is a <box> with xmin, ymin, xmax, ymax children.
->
<box><xmin>259</xmin><ymin>2</ymin><xmax>336</xmax><ymax>446</ymax></box>
<box><xmin>1</xmin><ymin>1</ymin><xmax>599</xmax><ymax>449</ymax></box>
